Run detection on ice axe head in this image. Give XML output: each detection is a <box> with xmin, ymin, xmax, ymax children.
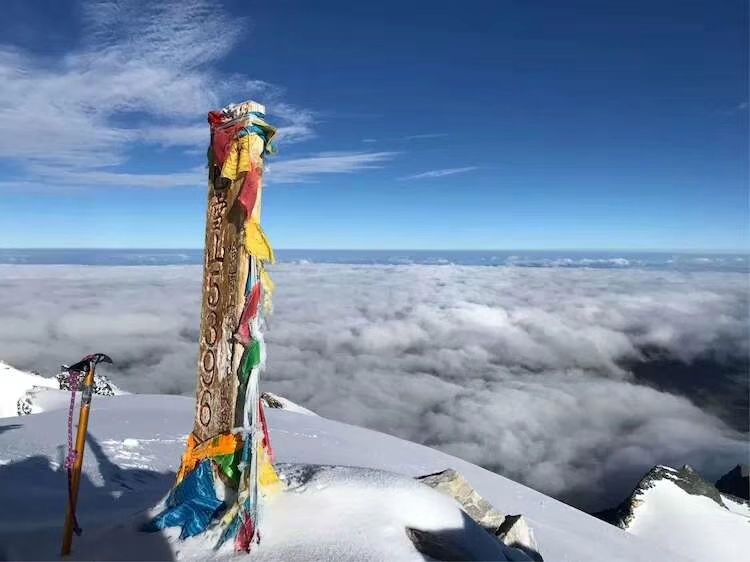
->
<box><xmin>62</xmin><ymin>353</ymin><xmax>113</xmax><ymax>373</ymax></box>
<box><xmin>84</xmin><ymin>353</ymin><xmax>113</xmax><ymax>366</ymax></box>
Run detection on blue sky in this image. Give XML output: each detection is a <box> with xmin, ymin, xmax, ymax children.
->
<box><xmin>0</xmin><ymin>0</ymin><xmax>746</xmax><ymax>250</ymax></box>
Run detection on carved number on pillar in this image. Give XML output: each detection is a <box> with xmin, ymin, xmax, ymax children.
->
<box><xmin>194</xmin><ymin>183</ymin><xmax>243</xmax><ymax>443</ymax></box>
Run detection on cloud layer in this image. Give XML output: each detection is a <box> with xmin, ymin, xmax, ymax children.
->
<box><xmin>267</xmin><ymin>152</ymin><xmax>397</xmax><ymax>184</ymax></box>
<box><xmin>0</xmin><ymin>263</ymin><xmax>746</xmax><ymax>511</ymax></box>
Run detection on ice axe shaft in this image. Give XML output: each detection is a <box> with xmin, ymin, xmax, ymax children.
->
<box><xmin>61</xmin><ymin>353</ymin><xmax>111</xmax><ymax>557</ymax></box>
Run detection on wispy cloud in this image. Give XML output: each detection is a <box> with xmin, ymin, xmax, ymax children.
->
<box><xmin>403</xmin><ymin>133</ymin><xmax>450</xmax><ymax>140</ymax></box>
<box><xmin>399</xmin><ymin>166</ymin><xmax>478</xmax><ymax>181</ymax></box>
<box><xmin>0</xmin><ymin>0</ymin><xmax>366</xmax><ymax>190</ymax></box>
<box><xmin>271</xmin><ymin>103</ymin><xmax>317</xmax><ymax>144</ymax></box>
<box><xmin>268</xmin><ymin>152</ymin><xmax>397</xmax><ymax>183</ymax></box>
<box><xmin>0</xmin><ymin>1</ymin><xmax>242</xmax><ymax>170</ymax></box>
<box><xmin>363</xmin><ymin>133</ymin><xmax>449</xmax><ymax>144</ymax></box>
<box><xmin>718</xmin><ymin>100</ymin><xmax>749</xmax><ymax>117</ymax></box>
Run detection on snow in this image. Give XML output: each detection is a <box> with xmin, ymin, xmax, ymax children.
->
<box><xmin>721</xmin><ymin>494</ymin><xmax>750</xmax><ymax>518</ymax></box>
<box><xmin>0</xmin><ymin>388</ymin><xmax>685</xmax><ymax>562</ymax></box>
<box><xmin>0</xmin><ymin>361</ymin><xmax>58</xmax><ymax>417</ymax></box>
<box><xmin>626</xmin><ymin>479</ymin><xmax>750</xmax><ymax>562</ymax></box>
<box><xmin>2</xmin><ymin>363</ymin><xmax>745</xmax><ymax>561</ymax></box>
<box><xmin>199</xmin><ymin>465</ymin><xmax>529</xmax><ymax>561</ymax></box>
<box><xmin>263</xmin><ymin>392</ymin><xmax>318</xmax><ymax>416</ymax></box>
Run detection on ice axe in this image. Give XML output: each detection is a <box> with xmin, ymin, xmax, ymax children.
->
<box><xmin>60</xmin><ymin>353</ymin><xmax>113</xmax><ymax>557</ymax></box>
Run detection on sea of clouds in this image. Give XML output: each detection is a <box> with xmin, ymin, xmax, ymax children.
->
<box><xmin>0</xmin><ymin>263</ymin><xmax>747</xmax><ymax>511</ymax></box>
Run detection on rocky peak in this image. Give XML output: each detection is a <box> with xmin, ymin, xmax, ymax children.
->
<box><xmin>594</xmin><ymin>464</ymin><xmax>729</xmax><ymax>529</ymax></box>
<box><xmin>645</xmin><ymin>465</ymin><xmax>726</xmax><ymax>506</ymax></box>
<box><xmin>715</xmin><ymin>464</ymin><xmax>750</xmax><ymax>501</ymax></box>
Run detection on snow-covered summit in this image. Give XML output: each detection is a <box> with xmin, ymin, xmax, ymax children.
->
<box><xmin>0</xmin><ymin>362</ymin><xmax>746</xmax><ymax>561</ymax></box>
<box><xmin>0</xmin><ymin>392</ymin><xmax>657</xmax><ymax>560</ymax></box>
<box><xmin>595</xmin><ymin>464</ymin><xmax>750</xmax><ymax>561</ymax></box>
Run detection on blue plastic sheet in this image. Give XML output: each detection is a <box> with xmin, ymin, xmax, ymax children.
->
<box><xmin>142</xmin><ymin>460</ymin><xmax>225</xmax><ymax>539</ymax></box>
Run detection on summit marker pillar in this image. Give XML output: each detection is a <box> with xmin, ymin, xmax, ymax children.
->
<box><xmin>144</xmin><ymin>100</ymin><xmax>282</xmax><ymax>551</ymax></box>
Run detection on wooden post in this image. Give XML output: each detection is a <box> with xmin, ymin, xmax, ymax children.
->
<box><xmin>192</xmin><ymin>100</ymin><xmax>270</xmax><ymax>443</ymax></box>
<box><xmin>144</xmin><ymin>101</ymin><xmax>279</xmax><ymax>550</ymax></box>
<box><xmin>193</xmin><ymin>156</ymin><xmax>247</xmax><ymax>442</ymax></box>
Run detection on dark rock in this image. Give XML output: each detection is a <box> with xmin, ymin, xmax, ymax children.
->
<box><xmin>16</xmin><ymin>396</ymin><xmax>32</xmax><ymax>416</ymax></box>
<box><xmin>405</xmin><ymin>527</ymin><xmax>475</xmax><ymax>561</ymax></box>
<box><xmin>261</xmin><ymin>392</ymin><xmax>285</xmax><ymax>409</ymax></box>
<box><xmin>715</xmin><ymin>464</ymin><xmax>750</xmax><ymax>501</ymax></box>
<box><xmin>56</xmin><ymin>370</ymin><xmax>117</xmax><ymax>396</ymax></box>
<box><xmin>660</xmin><ymin>465</ymin><xmax>726</xmax><ymax>506</ymax></box>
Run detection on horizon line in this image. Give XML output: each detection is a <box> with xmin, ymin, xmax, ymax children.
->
<box><xmin>0</xmin><ymin>247</ymin><xmax>747</xmax><ymax>254</ymax></box>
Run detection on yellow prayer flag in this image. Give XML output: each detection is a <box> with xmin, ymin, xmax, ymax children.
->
<box><xmin>245</xmin><ymin>221</ymin><xmax>275</xmax><ymax>264</ymax></box>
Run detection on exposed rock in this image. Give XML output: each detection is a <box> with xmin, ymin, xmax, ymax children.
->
<box><xmin>56</xmin><ymin>370</ymin><xmax>118</xmax><ymax>396</ymax></box>
<box><xmin>16</xmin><ymin>395</ymin><xmax>33</xmax><ymax>416</ymax></box>
<box><xmin>260</xmin><ymin>392</ymin><xmax>318</xmax><ymax>416</ymax></box>
<box><xmin>715</xmin><ymin>464</ymin><xmax>749</xmax><ymax>501</ymax></box>
<box><xmin>416</xmin><ymin>469</ymin><xmax>542</xmax><ymax>561</ymax></box>
<box><xmin>405</xmin><ymin>527</ymin><xmax>474</xmax><ymax>561</ymax></box>
<box><xmin>417</xmin><ymin>469</ymin><xmax>506</xmax><ymax>531</ymax></box>
<box><xmin>496</xmin><ymin>515</ymin><xmax>542</xmax><ymax>561</ymax></box>
<box><xmin>261</xmin><ymin>392</ymin><xmax>285</xmax><ymax>409</ymax></box>
<box><xmin>659</xmin><ymin>465</ymin><xmax>726</xmax><ymax>505</ymax></box>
